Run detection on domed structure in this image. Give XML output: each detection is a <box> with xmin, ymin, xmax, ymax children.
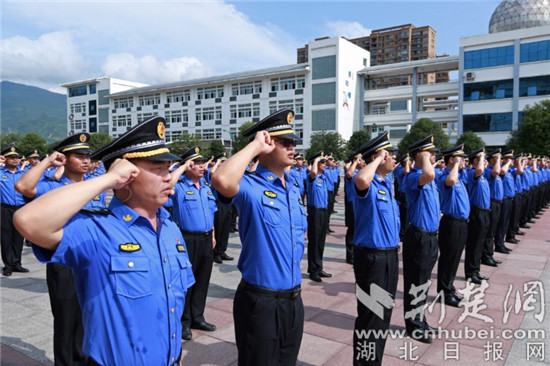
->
<box><xmin>489</xmin><ymin>0</ymin><xmax>550</xmax><ymax>33</ymax></box>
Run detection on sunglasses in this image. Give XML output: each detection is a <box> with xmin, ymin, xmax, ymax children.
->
<box><xmin>273</xmin><ymin>138</ymin><xmax>297</xmax><ymax>148</ymax></box>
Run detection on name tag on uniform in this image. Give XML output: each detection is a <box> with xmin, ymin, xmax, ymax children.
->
<box><xmin>119</xmin><ymin>243</ymin><xmax>141</xmax><ymax>252</ymax></box>
<box><xmin>264</xmin><ymin>190</ymin><xmax>277</xmax><ymax>198</ymax></box>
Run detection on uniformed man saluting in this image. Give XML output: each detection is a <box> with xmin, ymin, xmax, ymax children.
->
<box><xmin>14</xmin><ymin>116</ymin><xmax>195</xmax><ymax>366</ymax></box>
<box><xmin>212</xmin><ymin>109</ymin><xmax>307</xmax><ymax>366</ymax></box>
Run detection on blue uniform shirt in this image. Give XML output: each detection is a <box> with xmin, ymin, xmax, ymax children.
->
<box><xmin>352</xmin><ymin>174</ymin><xmax>400</xmax><ymax>248</ymax></box>
<box><xmin>0</xmin><ymin>167</ymin><xmax>26</xmax><ymax>206</ymax></box>
<box><xmin>307</xmin><ymin>172</ymin><xmax>329</xmax><ymax>208</ymax></box>
<box><xmin>223</xmin><ymin>164</ymin><xmax>306</xmax><ymax>290</ymax></box>
<box><xmin>290</xmin><ymin>166</ymin><xmax>305</xmax><ymax>194</ymax></box>
<box><xmin>404</xmin><ymin>167</ymin><xmax>441</xmax><ymax>232</ymax></box>
<box><xmin>436</xmin><ymin>168</ymin><xmax>471</xmax><ymax>219</ymax></box>
<box><xmin>171</xmin><ymin>176</ymin><xmax>217</xmax><ymax>232</ymax></box>
<box><xmin>502</xmin><ymin>169</ymin><xmax>516</xmax><ymax>198</ymax></box>
<box><xmin>484</xmin><ymin>166</ymin><xmax>504</xmax><ymax>201</ymax></box>
<box><xmin>33</xmin><ymin>197</ymin><xmax>195</xmax><ymax>366</ymax></box>
<box><xmin>394</xmin><ymin>165</ymin><xmax>406</xmax><ymax>193</ymax></box>
<box><xmin>467</xmin><ymin>169</ymin><xmax>491</xmax><ymax>210</ymax></box>
<box><xmin>34</xmin><ymin>174</ymin><xmax>106</xmax><ymax>209</ymax></box>
<box><xmin>325</xmin><ymin>167</ymin><xmax>336</xmax><ymax>192</ymax></box>
<box><xmin>345</xmin><ymin>169</ymin><xmax>359</xmax><ymax>202</ymax></box>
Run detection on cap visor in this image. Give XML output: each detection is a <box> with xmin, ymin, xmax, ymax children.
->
<box><xmin>141</xmin><ymin>152</ymin><xmax>181</xmax><ymax>162</ymax></box>
<box><xmin>386</xmin><ymin>147</ymin><xmax>398</xmax><ymax>152</ymax></box>
<box><xmin>276</xmin><ymin>132</ymin><xmax>299</xmax><ymax>140</ymax></box>
<box><xmin>66</xmin><ymin>148</ymin><xmax>93</xmax><ymax>155</ymax></box>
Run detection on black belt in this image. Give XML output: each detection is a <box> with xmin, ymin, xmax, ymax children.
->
<box><xmin>503</xmin><ymin>196</ymin><xmax>513</xmax><ymax>201</ymax></box>
<box><xmin>1</xmin><ymin>204</ymin><xmax>21</xmax><ymax>209</ymax></box>
<box><xmin>354</xmin><ymin>245</ymin><xmax>400</xmax><ymax>254</ymax></box>
<box><xmin>239</xmin><ymin>279</ymin><xmax>301</xmax><ymax>299</ymax></box>
<box><xmin>442</xmin><ymin>214</ymin><xmax>468</xmax><ymax>224</ymax></box>
<box><xmin>181</xmin><ymin>230</ymin><xmax>212</xmax><ymax>236</ymax></box>
<box><xmin>409</xmin><ymin>225</ymin><xmax>438</xmax><ymax>237</ymax></box>
<box><xmin>308</xmin><ymin>206</ymin><xmax>327</xmax><ymax>211</ymax></box>
<box><xmin>491</xmin><ymin>199</ymin><xmax>503</xmax><ymax>204</ymax></box>
<box><xmin>472</xmin><ymin>206</ymin><xmax>490</xmax><ymax>213</ymax></box>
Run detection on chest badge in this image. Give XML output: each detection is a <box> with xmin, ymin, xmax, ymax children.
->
<box><xmin>176</xmin><ymin>244</ymin><xmax>186</xmax><ymax>252</ymax></box>
<box><xmin>1</xmin><ymin>175</ymin><xmax>7</xmax><ymax>179</ymax></box>
<box><xmin>378</xmin><ymin>190</ymin><xmax>386</xmax><ymax>195</ymax></box>
<box><xmin>186</xmin><ymin>191</ymin><xmax>195</xmax><ymax>195</ymax></box>
<box><xmin>122</xmin><ymin>214</ymin><xmax>132</xmax><ymax>221</ymax></box>
<box><xmin>264</xmin><ymin>190</ymin><xmax>277</xmax><ymax>198</ymax></box>
<box><xmin>119</xmin><ymin>243</ymin><xmax>141</xmax><ymax>252</ymax></box>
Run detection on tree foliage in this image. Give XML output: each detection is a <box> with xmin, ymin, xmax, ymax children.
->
<box><xmin>346</xmin><ymin>129</ymin><xmax>371</xmax><ymax>159</ymax></box>
<box><xmin>397</xmin><ymin>118</ymin><xmax>450</xmax><ymax>155</ymax></box>
<box><xmin>0</xmin><ymin>133</ymin><xmax>22</xmax><ymax>150</ymax></box>
<box><xmin>306</xmin><ymin>131</ymin><xmax>346</xmax><ymax>161</ymax></box>
<box><xmin>507</xmin><ymin>100</ymin><xmax>550</xmax><ymax>156</ymax></box>
<box><xmin>89</xmin><ymin>133</ymin><xmax>113</xmax><ymax>152</ymax></box>
<box><xmin>205</xmin><ymin>140</ymin><xmax>226</xmax><ymax>159</ymax></box>
<box><xmin>232</xmin><ymin>122</ymin><xmax>255</xmax><ymax>154</ymax></box>
<box><xmin>169</xmin><ymin>133</ymin><xmax>204</xmax><ymax>157</ymax></box>
<box><xmin>456</xmin><ymin>131</ymin><xmax>485</xmax><ymax>154</ymax></box>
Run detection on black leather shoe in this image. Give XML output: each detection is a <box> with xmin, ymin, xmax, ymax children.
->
<box><xmin>2</xmin><ymin>267</ymin><xmax>12</xmax><ymax>277</ymax></box>
<box><xmin>495</xmin><ymin>247</ymin><xmax>510</xmax><ymax>254</ymax></box>
<box><xmin>213</xmin><ymin>255</ymin><xmax>222</xmax><ymax>264</ymax></box>
<box><xmin>528</xmin><ymin>220</ymin><xmax>536</xmax><ymax>224</ymax></box>
<box><xmin>478</xmin><ymin>274</ymin><xmax>489</xmax><ymax>280</ymax></box>
<box><xmin>309</xmin><ymin>273</ymin><xmax>322</xmax><ymax>282</ymax></box>
<box><xmin>467</xmin><ymin>276</ymin><xmax>482</xmax><ymax>284</ymax></box>
<box><xmin>182</xmin><ymin>327</ymin><xmax>192</xmax><ymax>340</ymax></box>
<box><xmin>533</xmin><ymin>215</ymin><xmax>541</xmax><ymax>219</ymax></box>
<box><xmin>516</xmin><ymin>230</ymin><xmax>526</xmax><ymax>235</ymax></box>
<box><xmin>331</xmin><ymin>210</ymin><xmax>337</xmax><ymax>214</ymax></box>
<box><xmin>407</xmin><ymin>329</ymin><xmax>433</xmax><ymax>344</ymax></box>
<box><xmin>506</xmin><ymin>238</ymin><xmax>520</xmax><ymax>244</ymax></box>
<box><xmin>220</xmin><ymin>253</ymin><xmax>234</xmax><ymax>261</ymax></box>
<box><xmin>346</xmin><ymin>258</ymin><xmax>354</xmax><ymax>265</ymax></box>
<box><xmin>191</xmin><ymin>321</ymin><xmax>216</xmax><ymax>332</ymax></box>
<box><xmin>327</xmin><ymin>228</ymin><xmax>335</xmax><ymax>233</ymax></box>
<box><xmin>12</xmin><ymin>265</ymin><xmax>29</xmax><ymax>273</ymax></box>
<box><xmin>491</xmin><ymin>257</ymin><xmax>502</xmax><ymax>264</ymax></box>
<box><xmin>319</xmin><ymin>271</ymin><xmax>332</xmax><ymax>278</ymax></box>
<box><xmin>520</xmin><ymin>224</ymin><xmax>531</xmax><ymax>229</ymax></box>
<box><xmin>444</xmin><ymin>294</ymin><xmax>462</xmax><ymax>307</ymax></box>
<box><xmin>481</xmin><ymin>258</ymin><xmax>498</xmax><ymax>267</ymax></box>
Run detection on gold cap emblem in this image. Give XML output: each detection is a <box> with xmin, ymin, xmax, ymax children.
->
<box><xmin>195</xmin><ymin>146</ymin><xmax>200</xmax><ymax>154</ymax></box>
<box><xmin>157</xmin><ymin>122</ymin><xmax>166</xmax><ymax>139</ymax></box>
<box><xmin>79</xmin><ymin>134</ymin><xmax>87</xmax><ymax>143</ymax></box>
<box><xmin>430</xmin><ymin>136</ymin><xmax>434</xmax><ymax>143</ymax></box>
<box><xmin>10</xmin><ymin>147</ymin><xmax>15</xmax><ymax>152</ymax></box>
<box><xmin>287</xmin><ymin>112</ymin><xmax>293</xmax><ymax>124</ymax></box>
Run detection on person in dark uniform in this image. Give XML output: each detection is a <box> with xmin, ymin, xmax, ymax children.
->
<box><xmin>21</xmin><ymin>149</ymin><xmax>42</xmax><ymax>172</ymax></box>
<box><xmin>402</xmin><ymin>134</ymin><xmax>440</xmax><ymax>344</ymax></box>
<box><xmin>326</xmin><ymin>155</ymin><xmax>337</xmax><ymax>232</ymax></box>
<box><xmin>351</xmin><ymin>131</ymin><xmax>399</xmax><ymax>365</ymax></box>
<box><xmin>495</xmin><ymin>149</ymin><xmax>516</xmax><ymax>249</ymax></box>
<box><xmin>464</xmin><ymin>148</ymin><xmax>493</xmax><ymax>284</ymax></box>
<box><xmin>16</xmin><ymin>134</ymin><xmax>106</xmax><ymax>366</ymax></box>
<box><xmin>307</xmin><ymin>151</ymin><xmax>332</xmax><ymax>282</ymax></box>
<box><xmin>0</xmin><ymin>147</ymin><xmax>28</xmax><ymax>276</ymax></box>
<box><xmin>211</xmin><ymin>152</ymin><xmax>235</xmax><ymax>264</ymax></box>
<box><xmin>212</xmin><ymin>109</ymin><xmax>306</xmax><ymax>366</ymax></box>
<box><xmin>344</xmin><ymin>153</ymin><xmax>364</xmax><ymax>265</ymax></box>
<box><xmin>506</xmin><ymin>153</ymin><xmax>526</xmax><ymax>243</ymax></box>
<box><xmin>170</xmin><ymin>146</ymin><xmax>218</xmax><ymax>340</ymax></box>
<box><xmin>436</xmin><ymin>144</ymin><xmax>469</xmax><ymax>308</ymax></box>
<box><xmin>15</xmin><ymin>116</ymin><xmax>194</xmax><ymax>366</ymax></box>
<box><xmin>394</xmin><ymin>153</ymin><xmax>411</xmax><ymax>242</ymax></box>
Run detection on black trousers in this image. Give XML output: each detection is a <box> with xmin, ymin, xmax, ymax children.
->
<box><xmin>402</xmin><ymin>225</ymin><xmax>438</xmax><ymax>332</ymax></box>
<box><xmin>396</xmin><ymin>192</ymin><xmax>408</xmax><ymax>242</ymax></box>
<box><xmin>230</xmin><ymin>204</ymin><xmax>238</xmax><ymax>229</ymax></box>
<box><xmin>307</xmin><ymin>206</ymin><xmax>328</xmax><ymax>275</ymax></box>
<box><xmin>1</xmin><ymin>205</ymin><xmax>24</xmax><ymax>270</ymax></box>
<box><xmin>482</xmin><ymin>200</ymin><xmax>501</xmax><ymax>260</ymax></box>
<box><xmin>520</xmin><ymin>190</ymin><xmax>531</xmax><ymax>225</ymax></box>
<box><xmin>233</xmin><ymin>284</ymin><xmax>304</xmax><ymax>366</ymax></box>
<box><xmin>437</xmin><ymin>215</ymin><xmax>467</xmax><ymax>295</ymax></box>
<box><xmin>506</xmin><ymin>194</ymin><xmax>522</xmax><ymax>240</ymax></box>
<box><xmin>465</xmin><ymin>207</ymin><xmax>490</xmax><ymax>277</ymax></box>
<box><xmin>344</xmin><ymin>199</ymin><xmax>355</xmax><ymax>263</ymax></box>
<box><xmin>213</xmin><ymin>201</ymin><xmax>232</xmax><ymax>257</ymax></box>
<box><xmin>182</xmin><ymin>232</ymin><xmax>213</xmax><ymax>327</ymax></box>
<box><xmin>327</xmin><ymin>190</ymin><xmax>336</xmax><ymax>225</ymax></box>
<box><xmin>353</xmin><ymin>247</ymin><xmax>398</xmax><ymax>366</ymax></box>
<box><xmin>47</xmin><ymin>263</ymin><xmax>86</xmax><ymax>366</ymax></box>
<box><xmin>495</xmin><ymin>197</ymin><xmax>513</xmax><ymax>249</ymax></box>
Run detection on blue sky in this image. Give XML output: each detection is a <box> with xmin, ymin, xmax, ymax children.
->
<box><xmin>1</xmin><ymin>0</ymin><xmax>501</xmax><ymax>93</ymax></box>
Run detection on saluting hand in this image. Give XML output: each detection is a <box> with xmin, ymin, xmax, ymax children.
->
<box><xmin>253</xmin><ymin>131</ymin><xmax>275</xmax><ymax>155</ymax></box>
<box><xmin>107</xmin><ymin>159</ymin><xmax>140</xmax><ymax>190</ymax></box>
<box><xmin>48</xmin><ymin>151</ymin><xmax>66</xmax><ymax>168</ymax></box>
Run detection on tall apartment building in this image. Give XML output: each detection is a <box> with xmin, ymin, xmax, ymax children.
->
<box><xmin>297</xmin><ymin>24</ymin><xmax>448</xmax><ymax>88</ymax></box>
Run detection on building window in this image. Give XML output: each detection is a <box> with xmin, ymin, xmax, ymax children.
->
<box><xmin>238</xmin><ymin>104</ymin><xmax>252</xmax><ymax>118</ymax></box>
<box><xmin>295</xmin><ymin>99</ymin><xmax>304</xmax><ymax>114</ymax></box>
<box><xmin>464</xmin><ymin>45</ymin><xmax>514</xmax><ymax>69</ymax></box>
<box><xmin>68</xmin><ymin>86</ymin><xmax>87</xmax><ymax>97</ymax></box>
<box><xmin>167</xmin><ymin>91</ymin><xmax>185</xmax><ymax>103</ymax></box>
<box><xmin>215</xmin><ymin>106</ymin><xmax>222</xmax><ymax>120</ymax></box>
<box><xmin>279</xmin><ymin>77</ymin><xmax>296</xmax><ymax>91</ymax></box>
<box><xmin>89</xmin><ymin>84</ymin><xmax>96</xmax><ymax>94</ymax></box>
<box><xmin>240</xmin><ymin>82</ymin><xmax>254</xmax><ymax>95</ymax></box>
<box><xmin>203</xmin><ymin>107</ymin><xmax>215</xmax><ymax>120</ymax></box>
<box><xmin>271</xmin><ymin>79</ymin><xmax>279</xmax><ymax>92</ymax></box>
<box><xmin>519</xmin><ymin>75</ymin><xmax>550</xmax><ymax>97</ymax></box>
<box><xmin>312</xmin><ymin>56</ymin><xmax>337</xmax><ymax>79</ymax></box>
<box><xmin>312</xmin><ymin>109</ymin><xmax>336</xmax><ymax>131</ymax></box>
<box><xmin>269</xmin><ymin>101</ymin><xmax>277</xmax><ymax>114</ymax></box>
<box><xmin>138</xmin><ymin>94</ymin><xmax>161</xmax><ymax>106</ymax></box>
<box><xmin>463</xmin><ymin>79</ymin><xmax>513</xmax><ymax>101</ymax></box>
<box><xmin>70</xmin><ymin>102</ymin><xmax>87</xmax><ymax>116</ymax></box>
<box><xmin>137</xmin><ymin>112</ymin><xmax>157</xmax><ymax>123</ymax></box>
<box><xmin>114</xmin><ymin>97</ymin><xmax>134</xmax><ymax>109</ymax></box>
<box><xmin>88</xmin><ymin>100</ymin><xmax>97</xmax><ymax>116</ymax></box>
<box><xmin>115</xmin><ymin>115</ymin><xmax>131</xmax><ymax>128</ymax></box>
<box><xmin>231</xmin><ymin>84</ymin><xmax>239</xmax><ymax>96</ymax></box>
<box><xmin>252</xmin><ymin>103</ymin><xmax>260</xmax><ymax>117</ymax></box>
<box><xmin>254</xmin><ymin>81</ymin><xmax>262</xmax><ymax>94</ymax></box>
<box><xmin>520</xmin><ymin>40</ymin><xmax>550</xmax><ymax>63</ymax></box>
<box><xmin>230</xmin><ymin>105</ymin><xmax>237</xmax><ymax>119</ymax></box>
<box><xmin>312</xmin><ymin>82</ymin><xmax>336</xmax><ymax>105</ymax></box>
<box><xmin>463</xmin><ymin>113</ymin><xmax>513</xmax><ymax>132</ymax></box>
<box><xmin>202</xmin><ymin>129</ymin><xmax>215</xmax><ymax>140</ymax></box>
<box><xmin>296</xmin><ymin>76</ymin><xmax>306</xmax><ymax>89</ymax></box>
<box><xmin>278</xmin><ymin>99</ymin><xmax>294</xmax><ymax>110</ymax></box>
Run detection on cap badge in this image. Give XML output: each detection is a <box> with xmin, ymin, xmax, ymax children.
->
<box><xmin>122</xmin><ymin>214</ymin><xmax>132</xmax><ymax>221</ymax></box>
<box><xmin>157</xmin><ymin>122</ymin><xmax>166</xmax><ymax>139</ymax></box>
<box><xmin>195</xmin><ymin>146</ymin><xmax>200</xmax><ymax>153</ymax></box>
<box><xmin>10</xmin><ymin>147</ymin><xmax>15</xmax><ymax>152</ymax></box>
<box><xmin>430</xmin><ymin>136</ymin><xmax>434</xmax><ymax>143</ymax></box>
<box><xmin>79</xmin><ymin>134</ymin><xmax>87</xmax><ymax>143</ymax></box>
<box><xmin>388</xmin><ymin>131</ymin><xmax>391</xmax><ymax>139</ymax></box>
<box><xmin>287</xmin><ymin>112</ymin><xmax>293</xmax><ymax>124</ymax></box>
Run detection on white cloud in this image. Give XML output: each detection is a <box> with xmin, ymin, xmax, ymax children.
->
<box><xmin>101</xmin><ymin>53</ymin><xmax>213</xmax><ymax>85</ymax></box>
<box><xmin>324</xmin><ymin>21</ymin><xmax>371</xmax><ymax>39</ymax></box>
<box><xmin>1</xmin><ymin>31</ymin><xmax>90</xmax><ymax>86</ymax></box>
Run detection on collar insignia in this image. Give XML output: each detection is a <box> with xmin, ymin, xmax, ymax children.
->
<box><xmin>176</xmin><ymin>244</ymin><xmax>186</xmax><ymax>252</ymax></box>
<box><xmin>268</xmin><ymin>175</ymin><xmax>275</xmax><ymax>181</ymax></box>
<box><xmin>119</xmin><ymin>243</ymin><xmax>141</xmax><ymax>252</ymax></box>
<box><xmin>122</xmin><ymin>214</ymin><xmax>132</xmax><ymax>221</ymax></box>
<box><xmin>264</xmin><ymin>190</ymin><xmax>277</xmax><ymax>198</ymax></box>
<box><xmin>93</xmin><ymin>195</ymin><xmax>100</xmax><ymax>201</ymax></box>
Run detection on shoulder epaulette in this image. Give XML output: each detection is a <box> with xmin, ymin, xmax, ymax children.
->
<box><xmin>244</xmin><ymin>170</ymin><xmax>257</xmax><ymax>176</ymax></box>
<box><xmin>79</xmin><ymin>208</ymin><xmax>111</xmax><ymax>215</ymax></box>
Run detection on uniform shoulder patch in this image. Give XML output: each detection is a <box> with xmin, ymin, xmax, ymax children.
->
<box><xmin>204</xmin><ymin>182</ymin><xmax>212</xmax><ymax>187</ymax></box>
<box><xmin>119</xmin><ymin>243</ymin><xmax>141</xmax><ymax>252</ymax></box>
<box><xmin>80</xmin><ymin>208</ymin><xmax>111</xmax><ymax>215</ymax></box>
<box><xmin>264</xmin><ymin>190</ymin><xmax>277</xmax><ymax>198</ymax></box>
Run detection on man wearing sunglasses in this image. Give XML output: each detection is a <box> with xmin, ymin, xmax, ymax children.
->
<box><xmin>212</xmin><ymin>109</ymin><xmax>306</xmax><ymax>366</ymax></box>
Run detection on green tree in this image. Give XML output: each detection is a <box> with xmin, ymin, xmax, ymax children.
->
<box><xmin>18</xmin><ymin>133</ymin><xmax>48</xmax><ymax>155</ymax></box>
<box><xmin>456</xmin><ymin>131</ymin><xmax>485</xmax><ymax>154</ymax></box>
<box><xmin>0</xmin><ymin>133</ymin><xmax>21</xmax><ymax>150</ymax></box>
<box><xmin>507</xmin><ymin>100</ymin><xmax>550</xmax><ymax>156</ymax></box>
<box><xmin>346</xmin><ymin>129</ymin><xmax>371</xmax><ymax>158</ymax></box>
<box><xmin>205</xmin><ymin>140</ymin><xmax>227</xmax><ymax>159</ymax></box>
<box><xmin>306</xmin><ymin>131</ymin><xmax>346</xmax><ymax>161</ymax></box>
<box><xmin>397</xmin><ymin>118</ymin><xmax>450</xmax><ymax>155</ymax></box>
<box><xmin>169</xmin><ymin>133</ymin><xmax>204</xmax><ymax>157</ymax></box>
<box><xmin>232</xmin><ymin>122</ymin><xmax>255</xmax><ymax>154</ymax></box>
<box><xmin>89</xmin><ymin>133</ymin><xmax>113</xmax><ymax>152</ymax></box>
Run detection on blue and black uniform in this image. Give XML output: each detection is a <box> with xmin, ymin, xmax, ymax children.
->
<box><xmin>344</xmin><ymin>167</ymin><xmax>358</xmax><ymax>264</ymax></box>
<box><xmin>221</xmin><ymin>164</ymin><xmax>306</xmax><ymax>365</ymax></box>
<box><xmin>307</xmin><ymin>170</ymin><xmax>329</xmax><ymax>278</ymax></box>
<box><xmin>495</xmin><ymin>163</ymin><xmax>516</xmax><ymax>249</ymax></box>
<box><xmin>483</xmin><ymin>163</ymin><xmax>504</xmax><ymax>259</ymax></box>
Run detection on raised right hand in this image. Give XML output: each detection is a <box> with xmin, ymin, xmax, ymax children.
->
<box><xmin>107</xmin><ymin>159</ymin><xmax>140</xmax><ymax>190</ymax></box>
<box><xmin>252</xmin><ymin>131</ymin><xmax>275</xmax><ymax>155</ymax></box>
<box><xmin>48</xmin><ymin>151</ymin><xmax>66</xmax><ymax>167</ymax></box>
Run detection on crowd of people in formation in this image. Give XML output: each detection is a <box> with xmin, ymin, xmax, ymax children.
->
<box><xmin>0</xmin><ymin>108</ymin><xmax>548</xmax><ymax>366</ymax></box>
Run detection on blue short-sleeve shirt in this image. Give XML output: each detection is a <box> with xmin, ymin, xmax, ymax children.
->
<box><xmin>467</xmin><ymin>169</ymin><xmax>491</xmax><ymax>210</ymax></box>
<box><xmin>0</xmin><ymin>167</ymin><xmax>26</xmax><ymax>206</ymax></box>
<box><xmin>403</xmin><ymin>167</ymin><xmax>441</xmax><ymax>232</ymax></box>
<box><xmin>171</xmin><ymin>176</ymin><xmax>217</xmax><ymax>232</ymax></box>
<box><xmin>484</xmin><ymin>166</ymin><xmax>504</xmax><ymax>201</ymax></box>
<box><xmin>307</xmin><ymin>172</ymin><xmax>329</xmax><ymax>208</ymax></box>
<box><xmin>33</xmin><ymin>174</ymin><xmax>106</xmax><ymax>209</ymax></box>
<box><xmin>436</xmin><ymin>168</ymin><xmax>471</xmax><ymax>219</ymax></box>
